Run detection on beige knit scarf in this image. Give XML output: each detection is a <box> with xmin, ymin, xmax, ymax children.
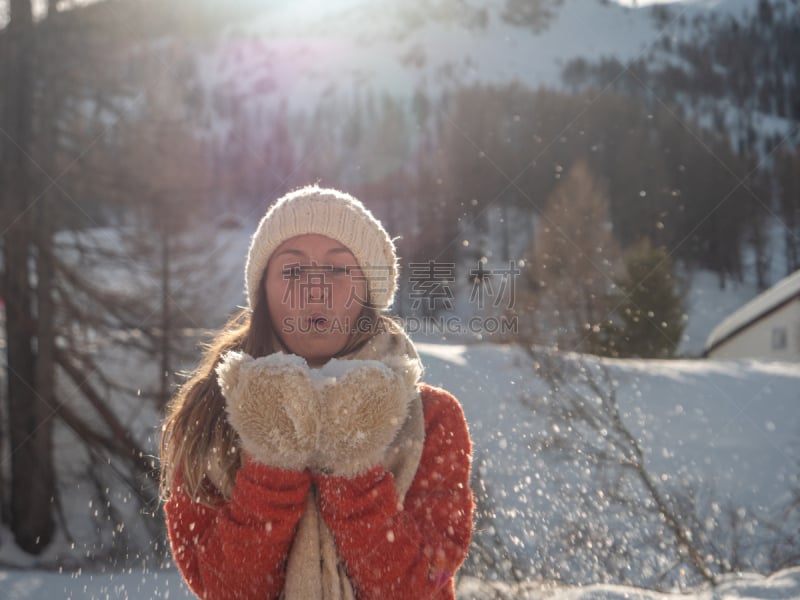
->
<box><xmin>280</xmin><ymin>327</ymin><xmax>425</xmax><ymax>600</ymax></box>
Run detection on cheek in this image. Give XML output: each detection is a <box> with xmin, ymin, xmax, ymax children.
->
<box><xmin>338</xmin><ymin>279</ymin><xmax>367</xmax><ymax>317</ymax></box>
<box><xmin>265</xmin><ymin>273</ymin><xmax>292</xmax><ymax>316</ymax></box>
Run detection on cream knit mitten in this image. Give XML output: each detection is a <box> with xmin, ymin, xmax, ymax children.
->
<box><xmin>216</xmin><ymin>351</ymin><xmax>319</xmax><ymax>471</ymax></box>
<box><xmin>315</xmin><ymin>359</ymin><xmax>412</xmax><ymax>477</ymax></box>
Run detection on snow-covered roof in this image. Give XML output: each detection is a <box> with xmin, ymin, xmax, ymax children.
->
<box><xmin>704</xmin><ymin>269</ymin><xmax>800</xmax><ymax>354</ymax></box>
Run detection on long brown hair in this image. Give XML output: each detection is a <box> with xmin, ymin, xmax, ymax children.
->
<box><xmin>159</xmin><ymin>270</ymin><xmax>392</xmax><ymax>506</ymax></box>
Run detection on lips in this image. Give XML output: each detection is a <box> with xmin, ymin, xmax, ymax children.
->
<box><xmin>308</xmin><ymin>313</ymin><xmax>329</xmax><ymax>329</ymax></box>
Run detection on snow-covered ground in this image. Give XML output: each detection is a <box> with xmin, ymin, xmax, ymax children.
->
<box><xmin>3</xmin><ymin>212</ymin><xmax>797</xmax><ymax>596</ymax></box>
<box><xmin>2</xmin><ymin>337</ymin><xmax>799</xmax><ymax>598</ymax></box>
<box><xmin>1</xmin><ymin>563</ymin><xmax>799</xmax><ymax>599</ymax></box>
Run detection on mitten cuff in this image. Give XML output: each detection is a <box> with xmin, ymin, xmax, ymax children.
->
<box><xmin>314</xmin><ymin>465</ymin><xmax>387</xmax><ymax>499</ymax></box>
<box><xmin>237</xmin><ymin>437</ymin><xmax>310</xmax><ymax>472</ymax></box>
<box><xmin>240</xmin><ymin>454</ymin><xmax>312</xmax><ymax>487</ymax></box>
<box><xmin>319</xmin><ymin>450</ymin><xmax>387</xmax><ymax>479</ymax></box>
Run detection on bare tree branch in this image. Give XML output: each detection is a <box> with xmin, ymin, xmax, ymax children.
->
<box><xmin>529</xmin><ymin>349</ymin><xmax>719</xmax><ymax>586</ymax></box>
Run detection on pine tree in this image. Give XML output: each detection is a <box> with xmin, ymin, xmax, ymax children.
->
<box><xmin>526</xmin><ymin>160</ymin><xmax>622</xmax><ymax>355</ymax></box>
<box><xmin>609</xmin><ymin>239</ymin><xmax>686</xmax><ymax>358</ymax></box>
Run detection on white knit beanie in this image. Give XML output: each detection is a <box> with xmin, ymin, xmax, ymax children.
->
<box><xmin>245</xmin><ymin>185</ymin><xmax>398</xmax><ymax>311</ymax></box>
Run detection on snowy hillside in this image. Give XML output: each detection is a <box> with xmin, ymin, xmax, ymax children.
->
<box><xmin>196</xmin><ymin>0</ymin><xmax>765</xmax><ymax>116</ymax></box>
<box><xmin>202</xmin><ymin>0</ymin><xmax>651</xmax><ymax>106</ymax></box>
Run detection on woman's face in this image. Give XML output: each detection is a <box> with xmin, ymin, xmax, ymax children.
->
<box><xmin>265</xmin><ymin>234</ymin><xmax>367</xmax><ymax>365</ymax></box>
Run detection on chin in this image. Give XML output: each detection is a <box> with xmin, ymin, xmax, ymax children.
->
<box><xmin>292</xmin><ymin>340</ymin><xmax>346</xmax><ymax>363</ymax></box>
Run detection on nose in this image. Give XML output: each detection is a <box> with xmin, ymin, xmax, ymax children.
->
<box><xmin>303</xmin><ymin>266</ymin><xmax>329</xmax><ymax>305</ymax></box>
<box><xmin>308</xmin><ymin>280</ymin><xmax>325</xmax><ymax>300</ymax></box>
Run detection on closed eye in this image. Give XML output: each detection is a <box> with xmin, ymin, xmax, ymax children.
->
<box><xmin>282</xmin><ymin>264</ymin><xmax>302</xmax><ymax>280</ymax></box>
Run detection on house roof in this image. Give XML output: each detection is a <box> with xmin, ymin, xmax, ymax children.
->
<box><xmin>704</xmin><ymin>269</ymin><xmax>800</xmax><ymax>355</ymax></box>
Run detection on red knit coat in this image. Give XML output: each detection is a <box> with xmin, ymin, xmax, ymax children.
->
<box><xmin>165</xmin><ymin>384</ymin><xmax>474</xmax><ymax>600</ymax></box>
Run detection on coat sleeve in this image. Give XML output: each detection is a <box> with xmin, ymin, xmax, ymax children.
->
<box><xmin>165</xmin><ymin>459</ymin><xmax>311</xmax><ymax>600</ymax></box>
<box><xmin>314</xmin><ymin>384</ymin><xmax>474</xmax><ymax>600</ymax></box>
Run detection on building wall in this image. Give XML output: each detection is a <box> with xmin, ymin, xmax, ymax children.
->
<box><xmin>708</xmin><ymin>298</ymin><xmax>800</xmax><ymax>361</ymax></box>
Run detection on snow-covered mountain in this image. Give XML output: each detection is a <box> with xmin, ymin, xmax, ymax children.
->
<box><xmin>195</xmin><ymin>0</ymin><xmax>766</xmax><ymax>115</ymax></box>
<box><xmin>189</xmin><ymin>0</ymin><xmax>798</xmax><ymax>315</ymax></box>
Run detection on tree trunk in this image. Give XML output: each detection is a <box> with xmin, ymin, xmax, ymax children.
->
<box><xmin>1</xmin><ymin>0</ymin><xmax>57</xmax><ymax>553</ymax></box>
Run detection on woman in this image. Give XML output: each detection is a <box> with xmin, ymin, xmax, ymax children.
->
<box><xmin>160</xmin><ymin>185</ymin><xmax>474</xmax><ymax>599</ymax></box>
